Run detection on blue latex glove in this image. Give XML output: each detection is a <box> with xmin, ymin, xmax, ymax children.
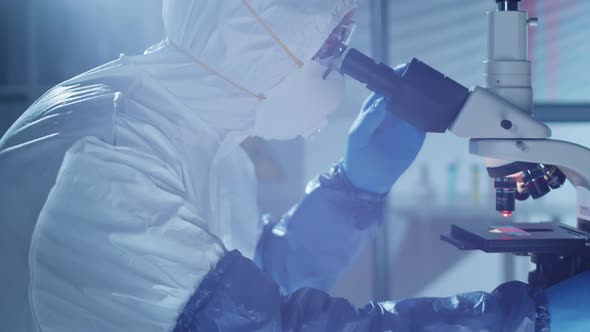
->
<box><xmin>546</xmin><ymin>270</ymin><xmax>590</xmax><ymax>331</ymax></box>
<box><xmin>344</xmin><ymin>91</ymin><xmax>426</xmax><ymax>194</ymax></box>
<box><xmin>255</xmin><ymin>163</ymin><xmax>386</xmax><ymax>294</ymax></box>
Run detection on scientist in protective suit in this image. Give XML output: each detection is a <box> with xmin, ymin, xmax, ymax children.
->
<box><xmin>0</xmin><ymin>0</ymin><xmax>588</xmax><ymax>331</ymax></box>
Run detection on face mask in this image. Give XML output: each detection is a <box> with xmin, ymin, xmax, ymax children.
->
<box><xmin>253</xmin><ymin>60</ymin><xmax>346</xmax><ymax>140</ymax></box>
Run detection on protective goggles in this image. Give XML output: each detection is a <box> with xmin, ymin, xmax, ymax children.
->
<box><xmin>313</xmin><ymin>14</ymin><xmax>357</xmax><ymax>61</ymax></box>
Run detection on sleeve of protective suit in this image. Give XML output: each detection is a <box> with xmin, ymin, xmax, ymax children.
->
<box><xmin>29</xmin><ymin>137</ymin><xmax>226</xmax><ymax>331</ymax></box>
<box><xmin>254</xmin><ymin>162</ymin><xmax>386</xmax><ymax>293</ymax></box>
<box><xmin>175</xmin><ymin>249</ymin><xmax>544</xmax><ymax>332</ymax></box>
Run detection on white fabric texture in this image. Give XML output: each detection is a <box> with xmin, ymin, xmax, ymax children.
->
<box><xmin>0</xmin><ymin>0</ymin><xmax>356</xmax><ymax>331</ymax></box>
<box><xmin>29</xmin><ymin>137</ymin><xmax>227</xmax><ymax>332</ymax></box>
<box><xmin>253</xmin><ymin>59</ymin><xmax>346</xmax><ymax>140</ymax></box>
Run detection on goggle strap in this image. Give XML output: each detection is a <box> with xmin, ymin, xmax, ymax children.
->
<box><xmin>241</xmin><ymin>0</ymin><xmax>304</xmax><ymax>68</ymax></box>
<box><xmin>167</xmin><ymin>38</ymin><xmax>266</xmax><ymax>100</ymax></box>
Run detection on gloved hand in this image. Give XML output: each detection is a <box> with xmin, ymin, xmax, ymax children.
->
<box><xmin>546</xmin><ymin>270</ymin><xmax>590</xmax><ymax>331</ymax></box>
<box><xmin>343</xmin><ymin>90</ymin><xmax>426</xmax><ymax>194</ymax></box>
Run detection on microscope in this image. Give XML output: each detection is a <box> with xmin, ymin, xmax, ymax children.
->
<box><xmin>325</xmin><ymin>0</ymin><xmax>590</xmax><ymax>290</ymax></box>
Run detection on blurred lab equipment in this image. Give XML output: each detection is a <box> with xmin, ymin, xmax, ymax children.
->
<box><xmin>471</xmin><ymin>164</ymin><xmax>481</xmax><ymax>204</ymax></box>
<box><xmin>447</xmin><ymin>162</ymin><xmax>458</xmax><ymax>205</ymax></box>
<box><xmin>414</xmin><ymin>164</ymin><xmax>436</xmax><ymax>204</ymax></box>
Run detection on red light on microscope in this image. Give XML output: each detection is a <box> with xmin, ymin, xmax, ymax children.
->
<box><xmin>500</xmin><ymin>210</ymin><xmax>512</xmax><ymax>218</ymax></box>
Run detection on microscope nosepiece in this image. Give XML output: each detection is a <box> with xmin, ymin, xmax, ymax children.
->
<box><xmin>544</xmin><ymin>166</ymin><xmax>567</xmax><ymax>189</ymax></box>
<box><xmin>522</xmin><ymin>167</ymin><xmax>551</xmax><ymax>199</ymax></box>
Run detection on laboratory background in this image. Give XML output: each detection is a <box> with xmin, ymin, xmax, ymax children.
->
<box><xmin>1</xmin><ymin>0</ymin><xmax>589</xmax><ymax>306</ymax></box>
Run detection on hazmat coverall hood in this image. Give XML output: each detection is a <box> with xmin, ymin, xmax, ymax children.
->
<box><xmin>0</xmin><ymin>0</ymin><xmax>355</xmax><ymax>331</ymax></box>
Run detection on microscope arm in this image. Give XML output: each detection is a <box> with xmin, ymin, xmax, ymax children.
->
<box><xmin>449</xmin><ymin>86</ymin><xmax>550</xmax><ymax>139</ymax></box>
<box><xmin>336</xmin><ymin>46</ymin><xmax>589</xmax><ymax>216</ymax></box>
<box><xmin>337</xmin><ymin>49</ymin><xmax>550</xmax><ymax>140</ymax></box>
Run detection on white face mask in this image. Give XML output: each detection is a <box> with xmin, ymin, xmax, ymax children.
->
<box><xmin>253</xmin><ymin>60</ymin><xmax>346</xmax><ymax>140</ymax></box>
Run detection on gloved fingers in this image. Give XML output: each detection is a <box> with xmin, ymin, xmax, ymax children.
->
<box><xmin>360</xmin><ymin>92</ymin><xmax>382</xmax><ymax>112</ymax></box>
<box><xmin>379</xmin><ymin>111</ymin><xmax>426</xmax><ymax>143</ymax></box>
<box><xmin>371</xmin><ymin>111</ymin><xmax>425</xmax><ymax>153</ymax></box>
<box><xmin>348</xmin><ymin>96</ymin><xmax>388</xmax><ymax>146</ymax></box>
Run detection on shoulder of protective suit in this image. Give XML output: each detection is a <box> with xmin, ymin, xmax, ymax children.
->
<box><xmin>0</xmin><ymin>82</ymin><xmax>124</xmax><ymax>151</ymax></box>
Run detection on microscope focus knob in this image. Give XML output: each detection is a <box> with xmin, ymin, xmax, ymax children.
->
<box><xmin>528</xmin><ymin>18</ymin><xmax>539</xmax><ymax>27</ymax></box>
<box><xmin>501</xmin><ymin>120</ymin><xmax>513</xmax><ymax>130</ymax></box>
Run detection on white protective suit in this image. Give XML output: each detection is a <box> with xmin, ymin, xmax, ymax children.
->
<box><xmin>0</xmin><ymin>0</ymin><xmax>355</xmax><ymax>331</ymax></box>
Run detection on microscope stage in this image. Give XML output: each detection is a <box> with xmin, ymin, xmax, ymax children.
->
<box><xmin>441</xmin><ymin>222</ymin><xmax>590</xmax><ymax>255</ymax></box>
